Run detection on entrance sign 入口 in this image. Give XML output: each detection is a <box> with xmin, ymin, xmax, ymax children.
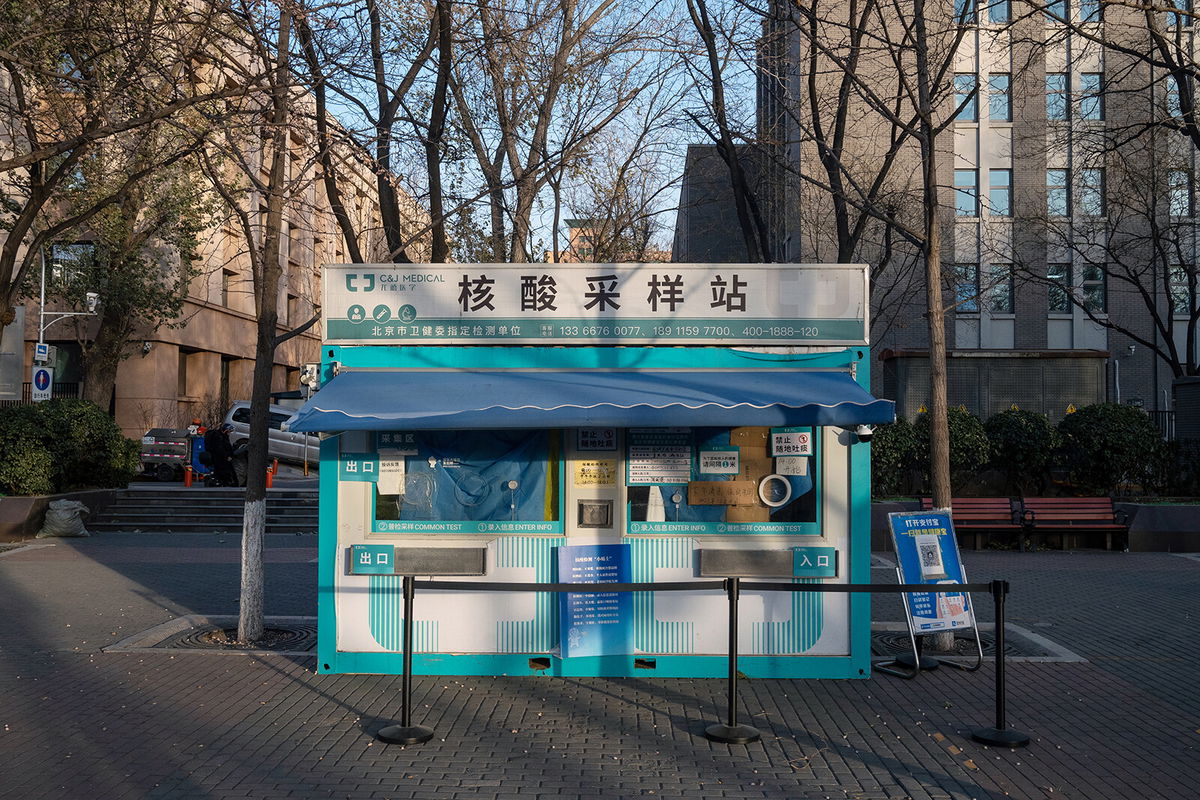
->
<box><xmin>557</xmin><ymin>543</ymin><xmax>633</xmax><ymax>658</ymax></box>
<box><xmin>888</xmin><ymin>511</ymin><xmax>974</xmax><ymax>633</ymax></box>
<box><xmin>323</xmin><ymin>263</ymin><xmax>868</xmax><ymax>346</ymax></box>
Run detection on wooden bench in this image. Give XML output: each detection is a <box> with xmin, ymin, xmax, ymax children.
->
<box><xmin>919</xmin><ymin>497</ymin><xmax>1022</xmax><ymax>550</ymax></box>
<box><xmin>1020</xmin><ymin>497</ymin><xmax>1130</xmax><ymax>551</ymax></box>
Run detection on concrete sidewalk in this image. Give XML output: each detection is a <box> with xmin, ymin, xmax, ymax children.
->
<box><xmin>1</xmin><ymin>536</ymin><xmax>1196</xmax><ymax>800</ymax></box>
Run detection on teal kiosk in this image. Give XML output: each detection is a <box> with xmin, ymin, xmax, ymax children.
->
<box><xmin>290</xmin><ymin>263</ymin><xmax>894</xmax><ymax>679</ymax></box>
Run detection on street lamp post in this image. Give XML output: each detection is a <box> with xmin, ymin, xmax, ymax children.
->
<box><xmin>32</xmin><ymin>248</ymin><xmax>99</xmax><ymax>402</ymax></box>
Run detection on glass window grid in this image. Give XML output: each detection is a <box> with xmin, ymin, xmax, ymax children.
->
<box><xmin>987</xmin><ymin>0</ymin><xmax>1011</xmax><ymax>23</ymax></box>
<box><xmin>1047</xmin><ymin>73</ymin><xmax>1069</xmax><ymax>120</ymax></box>
<box><xmin>1169</xmin><ymin>267</ymin><xmax>1194</xmax><ymax>313</ymax></box>
<box><xmin>1079</xmin><ymin>73</ymin><xmax>1104</xmax><ymax>120</ymax></box>
<box><xmin>989</xmin><ymin>169</ymin><xmax>1012</xmax><ymax>216</ymax></box>
<box><xmin>1081</xmin><ymin>264</ymin><xmax>1107</xmax><ymax>312</ymax></box>
<box><xmin>1046</xmin><ymin>0</ymin><xmax>1066</xmax><ymax>22</ymax></box>
<box><xmin>955</xmin><ymin>264</ymin><xmax>980</xmax><ymax>312</ymax></box>
<box><xmin>1168</xmin><ymin>170</ymin><xmax>1193</xmax><ymax>217</ymax></box>
<box><xmin>989</xmin><ymin>264</ymin><xmax>1015</xmax><ymax>313</ymax></box>
<box><xmin>955</xmin><ymin>74</ymin><xmax>978</xmax><ymax>121</ymax></box>
<box><xmin>1080</xmin><ymin>0</ymin><xmax>1101</xmax><ymax>21</ymax></box>
<box><xmin>955</xmin><ymin>0</ymin><xmax>977</xmax><ymax>22</ymax></box>
<box><xmin>1047</xmin><ymin>169</ymin><xmax>1070</xmax><ymax>216</ymax></box>
<box><xmin>1166</xmin><ymin>75</ymin><xmax>1183</xmax><ymax>118</ymax></box>
<box><xmin>1079</xmin><ymin>168</ymin><xmax>1105</xmax><ymax>216</ymax></box>
<box><xmin>1169</xmin><ymin>0</ymin><xmax>1192</xmax><ymax>27</ymax></box>
<box><xmin>955</xmin><ymin>169</ymin><xmax>979</xmax><ymax>216</ymax></box>
<box><xmin>989</xmin><ymin>73</ymin><xmax>1011</xmax><ymax>121</ymax></box>
<box><xmin>1048</xmin><ymin>264</ymin><xmax>1072</xmax><ymax>313</ymax></box>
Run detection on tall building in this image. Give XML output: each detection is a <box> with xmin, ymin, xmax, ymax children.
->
<box><xmin>675</xmin><ymin>1</ymin><xmax>1198</xmax><ymax>432</ymax></box>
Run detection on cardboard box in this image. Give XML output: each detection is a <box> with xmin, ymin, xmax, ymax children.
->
<box><xmin>730</xmin><ymin>427</ymin><xmax>771</xmax><ymax>448</ymax></box>
<box><xmin>687</xmin><ymin>480</ymin><xmax>758</xmax><ymax>506</ymax></box>
<box><xmin>738</xmin><ymin>457</ymin><xmax>775</xmax><ymax>481</ymax></box>
<box><xmin>725</xmin><ymin>504</ymin><xmax>771</xmax><ymax>523</ymax></box>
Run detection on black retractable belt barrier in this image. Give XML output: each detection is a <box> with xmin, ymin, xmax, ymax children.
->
<box><xmin>375</xmin><ymin>578</ymin><xmax>1029</xmax><ymax>749</ymax></box>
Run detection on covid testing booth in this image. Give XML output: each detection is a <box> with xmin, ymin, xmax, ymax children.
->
<box><xmin>289</xmin><ymin>263</ymin><xmax>894</xmax><ymax>679</ymax></box>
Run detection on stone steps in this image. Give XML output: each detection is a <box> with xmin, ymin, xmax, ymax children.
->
<box><xmin>88</xmin><ymin>486</ymin><xmax>319</xmax><ymax>534</ymax></box>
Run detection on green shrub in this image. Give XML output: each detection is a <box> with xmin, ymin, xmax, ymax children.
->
<box><xmin>1056</xmin><ymin>402</ymin><xmax>1162</xmax><ymax>495</ymax></box>
<box><xmin>0</xmin><ymin>399</ymin><xmax>139</xmax><ymax>495</ymax></box>
<box><xmin>870</xmin><ymin>417</ymin><xmax>918</xmax><ymax>496</ymax></box>
<box><xmin>914</xmin><ymin>406</ymin><xmax>990</xmax><ymax>490</ymax></box>
<box><xmin>985</xmin><ymin>409</ymin><xmax>1061</xmax><ymax>494</ymax></box>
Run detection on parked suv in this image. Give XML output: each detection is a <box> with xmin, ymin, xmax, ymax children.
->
<box><xmin>222</xmin><ymin>401</ymin><xmax>320</xmax><ymax>466</ymax></box>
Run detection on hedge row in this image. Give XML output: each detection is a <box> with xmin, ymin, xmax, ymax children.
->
<box><xmin>871</xmin><ymin>403</ymin><xmax>1193</xmax><ymax>497</ymax></box>
<box><xmin>0</xmin><ymin>399</ymin><xmax>139</xmax><ymax>496</ymax></box>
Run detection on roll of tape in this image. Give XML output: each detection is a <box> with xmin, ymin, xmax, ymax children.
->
<box><xmin>757</xmin><ymin>474</ymin><xmax>792</xmax><ymax>508</ymax></box>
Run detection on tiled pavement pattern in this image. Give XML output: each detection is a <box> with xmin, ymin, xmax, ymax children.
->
<box><xmin>1</xmin><ymin>534</ymin><xmax>1197</xmax><ymax>800</ymax></box>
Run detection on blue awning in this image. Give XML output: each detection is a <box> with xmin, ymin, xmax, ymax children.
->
<box><xmin>289</xmin><ymin>369</ymin><xmax>894</xmax><ymax>432</ymax></box>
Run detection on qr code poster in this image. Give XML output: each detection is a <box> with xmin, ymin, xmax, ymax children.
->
<box><xmin>887</xmin><ymin>511</ymin><xmax>973</xmax><ymax>633</ymax></box>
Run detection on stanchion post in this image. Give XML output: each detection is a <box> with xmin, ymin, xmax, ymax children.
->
<box><xmin>971</xmin><ymin>579</ymin><xmax>1030</xmax><ymax>748</ymax></box>
<box><xmin>705</xmin><ymin>577</ymin><xmax>761</xmax><ymax>744</ymax></box>
<box><xmin>377</xmin><ymin>575</ymin><xmax>435</xmax><ymax>745</ymax></box>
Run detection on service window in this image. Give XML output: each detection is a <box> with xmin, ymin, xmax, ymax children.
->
<box><xmin>625</xmin><ymin>426</ymin><xmax>819</xmax><ymax>534</ymax></box>
<box><xmin>366</xmin><ymin>429</ymin><xmax>562</xmax><ymax>534</ymax></box>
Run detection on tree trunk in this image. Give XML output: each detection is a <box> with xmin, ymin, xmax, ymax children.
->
<box><xmin>238</xmin><ymin>6</ymin><xmax>292</xmax><ymax>644</ymax></box>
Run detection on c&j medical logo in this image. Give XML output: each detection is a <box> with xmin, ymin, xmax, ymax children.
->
<box><xmin>345</xmin><ymin>272</ymin><xmax>376</xmax><ymax>292</ymax></box>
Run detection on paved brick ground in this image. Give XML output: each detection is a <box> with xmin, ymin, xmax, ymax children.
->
<box><xmin>1</xmin><ymin>535</ymin><xmax>1197</xmax><ymax>800</ymax></box>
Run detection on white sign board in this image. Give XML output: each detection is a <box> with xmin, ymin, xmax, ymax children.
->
<box><xmin>34</xmin><ymin>342</ymin><xmax>49</xmax><ymax>363</ymax></box>
<box><xmin>322</xmin><ymin>263</ymin><xmax>869</xmax><ymax>346</ymax></box>
<box><xmin>31</xmin><ymin>366</ymin><xmax>53</xmax><ymax>402</ymax></box>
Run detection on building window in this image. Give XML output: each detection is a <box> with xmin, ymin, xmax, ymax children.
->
<box><xmin>1048</xmin><ymin>264</ymin><xmax>1072</xmax><ymax>312</ymax></box>
<box><xmin>1046</xmin><ymin>73</ymin><xmax>1069</xmax><ymax>120</ymax></box>
<box><xmin>955</xmin><ymin>74</ymin><xmax>977</xmax><ymax>121</ymax></box>
<box><xmin>989</xmin><ymin>264</ymin><xmax>1015</xmax><ymax>313</ymax></box>
<box><xmin>1170</xmin><ymin>267</ymin><xmax>1195</xmax><ymax>313</ymax></box>
<box><xmin>1169</xmin><ymin>170</ymin><xmax>1193</xmax><ymax>216</ymax></box>
<box><xmin>989</xmin><ymin>168</ymin><xmax>1012</xmax><ymax>216</ymax></box>
<box><xmin>48</xmin><ymin>242</ymin><xmax>95</xmax><ymax>288</ymax></box>
<box><xmin>989</xmin><ymin>73</ymin><xmax>1011</xmax><ymax>121</ymax></box>
<box><xmin>987</xmin><ymin>0</ymin><xmax>1010</xmax><ymax>23</ymax></box>
<box><xmin>1079</xmin><ymin>168</ymin><xmax>1105</xmax><ymax>216</ymax></box>
<box><xmin>1079</xmin><ymin>73</ymin><xmax>1104</xmax><ymax>120</ymax></box>
<box><xmin>221</xmin><ymin>269</ymin><xmax>236</xmax><ymax>307</ymax></box>
<box><xmin>1169</xmin><ymin>0</ymin><xmax>1191</xmax><ymax>27</ymax></box>
<box><xmin>1080</xmin><ymin>0</ymin><xmax>1101</xmax><ymax>21</ymax></box>
<box><xmin>1046</xmin><ymin>0</ymin><xmax>1066</xmax><ymax>22</ymax></box>
<box><xmin>955</xmin><ymin>264</ymin><xmax>980</xmax><ymax>312</ymax></box>
<box><xmin>1047</xmin><ymin>169</ymin><xmax>1070</xmax><ymax>216</ymax></box>
<box><xmin>955</xmin><ymin>169</ymin><xmax>979</xmax><ymax>216</ymax></box>
<box><xmin>1081</xmin><ymin>264</ymin><xmax>1107</xmax><ymax>312</ymax></box>
<box><xmin>1166</xmin><ymin>75</ymin><xmax>1183</xmax><ymax>117</ymax></box>
<box><xmin>955</xmin><ymin>0</ymin><xmax>977</xmax><ymax>22</ymax></box>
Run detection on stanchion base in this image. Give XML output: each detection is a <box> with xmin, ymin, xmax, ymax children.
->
<box><xmin>704</xmin><ymin>723</ymin><xmax>761</xmax><ymax>744</ymax></box>
<box><xmin>894</xmin><ymin>652</ymin><xmax>941</xmax><ymax>670</ymax></box>
<box><xmin>971</xmin><ymin>727</ymin><xmax>1030</xmax><ymax>748</ymax></box>
<box><xmin>377</xmin><ymin>724</ymin><xmax>435</xmax><ymax>745</ymax></box>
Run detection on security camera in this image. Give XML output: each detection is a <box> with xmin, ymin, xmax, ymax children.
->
<box><xmin>855</xmin><ymin>424</ymin><xmax>874</xmax><ymax>443</ymax></box>
<box><xmin>141</xmin><ymin>341</ymin><xmax>153</xmax><ymax>354</ymax></box>
<box><xmin>85</xmin><ymin>292</ymin><xmax>99</xmax><ymax>313</ymax></box>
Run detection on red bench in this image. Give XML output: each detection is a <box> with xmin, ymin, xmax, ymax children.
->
<box><xmin>1020</xmin><ymin>497</ymin><xmax>1129</xmax><ymax>551</ymax></box>
<box><xmin>919</xmin><ymin>497</ymin><xmax>1022</xmax><ymax>550</ymax></box>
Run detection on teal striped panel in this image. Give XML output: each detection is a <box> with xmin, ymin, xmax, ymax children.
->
<box><xmin>628</xmin><ymin>538</ymin><xmax>695</xmax><ymax>654</ymax></box>
<box><xmin>495</xmin><ymin>536</ymin><xmax>565</xmax><ymax>653</ymax></box>
<box><xmin>750</xmin><ymin>577</ymin><xmax>824</xmax><ymax>654</ymax></box>
<box><xmin>367</xmin><ymin>575</ymin><xmax>440</xmax><ymax>652</ymax></box>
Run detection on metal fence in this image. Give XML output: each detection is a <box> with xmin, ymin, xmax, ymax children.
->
<box><xmin>1148</xmin><ymin>410</ymin><xmax>1175</xmax><ymax>441</ymax></box>
<box><xmin>0</xmin><ymin>382</ymin><xmax>83</xmax><ymax>408</ymax></box>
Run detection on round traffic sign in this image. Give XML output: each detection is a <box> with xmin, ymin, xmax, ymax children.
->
<box><xmin>33</xmin><ymin>368</ymin><xmax>52</xmax><ymax>391</ymax></box>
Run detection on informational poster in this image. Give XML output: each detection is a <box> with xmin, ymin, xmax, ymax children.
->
<box><xmin>697</xmin><ymin>447</ymin><xmax>740</xmax><ymax>475</ymax></box>
<box><xmin>627</xmin><ymin>428</ymin><xmax>692</xmax><ymax>485</ymax></box>
<box><xmin>376</xmin><ymin>452</ymin><xmax>406</xmax><ymax>495</ymax></box>
<box><xmin>888</xmin><ymin>511</ymin><xmax>974</xmax><ymax>633</ymax></box>
<box><xmin>577</xmin><ymin>429</ymin><xmax>617</xmax><ymax>451</ymax></box>
<box><xmin>574</xmin><ymin>459</ymin><xmax>617</xmax><ymax>487</ymax></box>
<box><xmin>557</xmin><ymin>543</ymin><xmax>632</xmax><ymax>658</ymax></box>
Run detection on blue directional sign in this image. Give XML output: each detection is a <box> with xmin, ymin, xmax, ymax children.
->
<box><xmin>888</xmin><ymin>511</ymin><xmax>974</xmax><ymax>633</ymax></box>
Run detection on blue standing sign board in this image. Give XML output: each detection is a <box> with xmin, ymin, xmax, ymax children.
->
<box><xmin>557</xmin><ymin>543</ymin><xmax>632</xmax><ymax>658</ymax></box>
<box><xmin>888</xmin><ymin>511</ymin><xmax>974</xmax><ymax>633</ymax></box>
